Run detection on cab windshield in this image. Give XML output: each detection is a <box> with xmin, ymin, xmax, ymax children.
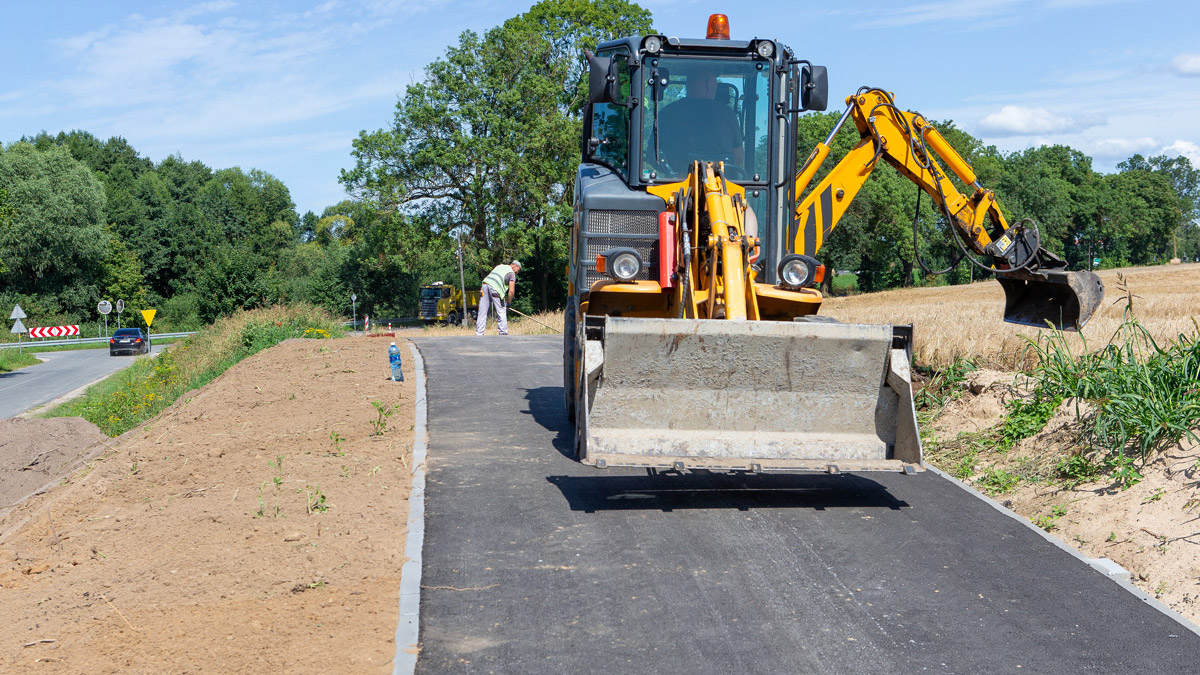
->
<box><xmin>641</xmin><ymin>56</ymin><xmax>771</xmax><ymax>184</ymax></box>
<box><xmin>419</xmin><ymin>288</ymin><xmax>439</xmax><ymax>299</ymax></box>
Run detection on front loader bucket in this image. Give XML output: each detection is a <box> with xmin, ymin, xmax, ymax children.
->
<box><xmin>579</xmin><ymin>318</ymin><xmax>922</xmax><ymax>473</ymax></box>
<box><xmin>997</xmin><ymin>269</ymin><xmax>1104</xmax><ymax>331</ymax></box>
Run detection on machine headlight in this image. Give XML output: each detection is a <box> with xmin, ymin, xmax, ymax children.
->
<box><xmin>777</xmin><ymin>254</ymin><xmax>823</xmax><ymax>289</ymax></box>
<box><xmin>755</xmin><ymin>40</ymin><xmax>775</xmax><ymax>59</ymax></box>
<box><xmin>597</xmin><ymin>247</ymin><xmax>644</xmax><ymax>282</ymax></box>
<box><xmin>643</xmin><ymin>35</ymin><xmax>663</xmax><ymax>54</ymax></box>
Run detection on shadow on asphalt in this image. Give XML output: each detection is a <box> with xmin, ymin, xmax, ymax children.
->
<box><xmin>546</xmin><ymin>472</ymin><xmax>909</xmax><ymax>513</ymax></box>
<box><xmin>522</xmin><ymin>386</ymin><xmax>574</xmax><ymax>459</ymax></box>
<box><xmin>0</xmin><ymin>370</ymin><xmax>30</xmax><ymax>379</ymax></box>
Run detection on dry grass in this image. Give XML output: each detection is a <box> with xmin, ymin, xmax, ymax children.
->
<box><xmin>416</xmin><ymin>309</ymin><xmax>565</xmax><ymax>337</ymax></box>
<box><xmin>822</xmin><ymin>264</ymin><xmax>1200</xmax><ymax>369</ymax></box>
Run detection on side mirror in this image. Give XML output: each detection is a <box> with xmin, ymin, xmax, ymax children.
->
<box><xmin>586</xmin><ymin>50</ymin><xmax>615</xmax><ymax>105</ymax></box>
<box><xmin>650</xmin><ymin>66</ymin><xmax>670</xmax><ymax>102</ymax></box>
<box><xmin>801</xmin><ymin>65</ymin><xmax>828</xmax><ymax>112</ymax></box>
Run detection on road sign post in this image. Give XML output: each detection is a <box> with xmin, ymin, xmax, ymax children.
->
<box><xmin>116</xmin><ymin>299</ymin><xmax>124</xmax><ymax>329</ymax></box>
<box><xmin>351</xmin><ymin>293</ymin><xmax>357</xmax><ymax>331</ymax></box>
<box><xmin>98</xmin><ymin>300</ymin><xmax>112</xmax><ymax>338</ymax></box>
<box><xmin>9</xmin><ymin>316</ymin><xmax>28</xmax><ymax>355</ymax></box>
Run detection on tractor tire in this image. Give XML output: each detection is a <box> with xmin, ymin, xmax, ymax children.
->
<box><xmin>563</xmin><ymin>297</ymin><xmax>578</xmax><ymax>425</ymax></box>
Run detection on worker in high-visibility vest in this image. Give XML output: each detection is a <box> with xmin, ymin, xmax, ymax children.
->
<box><xmin>476</xmin><ymin>260</ymin><xmax>521</xmax><ymax>336</ymax></box>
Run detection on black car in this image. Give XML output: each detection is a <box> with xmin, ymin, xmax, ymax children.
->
<box><xmin>109</xmin><ymin>328</ymin><xmax>150</xmax><ymax>356</ymax></box>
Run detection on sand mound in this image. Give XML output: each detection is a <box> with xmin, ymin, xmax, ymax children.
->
<box><xmin>0</xmin><ymin>418</ymin><xmax>109</xmax><ymax>513</ymax></box>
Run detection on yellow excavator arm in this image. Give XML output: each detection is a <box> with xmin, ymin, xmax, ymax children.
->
<box><xmin>791</xmin><ymin>88</ymin><xmax>1104</xmax><ymax>329</ymax></box>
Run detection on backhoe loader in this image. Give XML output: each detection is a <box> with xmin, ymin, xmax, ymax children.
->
<box><xmin>565</xmin><ymin>14</ymin><xmax>1103</xmax><ymax>473</ymax></box>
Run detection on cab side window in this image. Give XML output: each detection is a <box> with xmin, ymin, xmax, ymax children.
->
<box><xmin>589</xmin><ymin>52</ymin><xmax>632</xmax><ymax>176</ymax></box>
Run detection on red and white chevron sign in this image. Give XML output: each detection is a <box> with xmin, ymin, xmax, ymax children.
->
<box><xmin>29</xmin><ymin>325</ymin><xmax>80</xmax><ymax>338</ymax></box>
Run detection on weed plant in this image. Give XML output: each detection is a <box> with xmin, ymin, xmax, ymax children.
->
<box><xmin>47</xmin><ymin>304</ymin><xmax>344</xmax><ymax>436</ymax></box>
<box><xmin>1020</xmin><ymin>289</ymin><xmax>1200</xmax><ymax>486</ymax></box>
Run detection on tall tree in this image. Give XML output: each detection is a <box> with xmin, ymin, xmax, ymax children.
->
<box><xmin>0</xmin><ymin>143</ymin><xmax>110</xmax><ymax>315</ymax></box>
<box><xmin>341</xmin><ymin>0</ymin><xmax>652</xmax><ymax>311</ymax></box>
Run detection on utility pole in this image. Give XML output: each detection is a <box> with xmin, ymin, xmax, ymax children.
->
<box><xmin>456</xmin><ymin>228</ymin><xmax>468</xmax><ymax>326</ymax></box>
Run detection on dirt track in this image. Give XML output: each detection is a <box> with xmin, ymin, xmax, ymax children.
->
<box><xmin>0</xmin><ymin>337</ymin><xmax>415</xmax><ymax>672</ymax></box>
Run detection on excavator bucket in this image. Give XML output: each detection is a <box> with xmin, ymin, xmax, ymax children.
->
<box><xmin>578</xmin><ymin>318</ymin><xmax>922</xmax><ymax>473</ymax></box>
<box><xmin>996</xmin><ymin>269</ymin><xmax>1105</xmax><ymax>331</ymax></box>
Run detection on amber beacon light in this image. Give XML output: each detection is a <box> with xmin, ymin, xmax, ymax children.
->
<box><xmin>706</xmin><ymin>13</ymin><xmax>730</xmax><ymax>39</ymax></box>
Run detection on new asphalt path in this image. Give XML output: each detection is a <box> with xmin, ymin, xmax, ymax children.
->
<box><xmin>411</xmin><ymin>335</ymin><xmax>1200</xmax><ymax>673</ymax></box>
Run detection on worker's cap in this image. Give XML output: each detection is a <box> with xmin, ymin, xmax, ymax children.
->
<box><xmin>511</xmin><ymin>260</ymin><xmax>522</xmax><ymax>269</ymax></box>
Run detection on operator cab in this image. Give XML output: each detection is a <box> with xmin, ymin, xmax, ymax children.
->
<box><xmin>577</xmin><ymin>14</ymin><xmax>827</xmax><ymax>287</ymax></box>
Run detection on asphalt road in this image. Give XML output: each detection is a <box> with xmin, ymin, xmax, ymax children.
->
<box><xmin>0</xmin><ymin>345</ymin><xmax>165</xmax><ymax>419</ymax></box>
<box><xmin>411</xmin><ymin>335</ymin><xmax>1200</xmax><ymax>674</ymax></box>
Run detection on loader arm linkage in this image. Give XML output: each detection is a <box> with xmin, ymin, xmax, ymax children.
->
<box><xmin>792</xmin><ymin>89</ymin><xmax>1103</xmax><ymax>330</ymax></box>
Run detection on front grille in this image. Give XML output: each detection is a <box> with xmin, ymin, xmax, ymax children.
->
<box><xmin>419</xmin><ymin>299</ymin><xmax>438</xmax><ymax>317</ymax></box>
<box><xmin>587</xmin><ymin>210</ymin><xmax>659</xmax><ymax>236</ymax></box>
<box><xmin>584</xmin><ymin>210</ymin><xmax>659</xmax><ymax>288</ymax></box>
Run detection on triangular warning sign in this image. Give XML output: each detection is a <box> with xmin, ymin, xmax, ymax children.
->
<box><xmin>10</xmin><ymin>317</ymin><xmax>27</xmax><ymax>334</ymax></box>
<box><xmin>141</xmin><ymin>309</ymin><xmax>157</xmax><ymax>327</ymax></box>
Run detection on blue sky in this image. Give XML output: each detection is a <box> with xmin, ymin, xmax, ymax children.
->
<box><xmin>2</xmin><ymin>0</ymin><xmax>1197</xmax><ymax>217</ymax></box>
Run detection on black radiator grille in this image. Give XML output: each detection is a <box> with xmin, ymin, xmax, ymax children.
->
<box><xmin>584</xmin><ymin>210</ymin><xmax>659</xmax><ymax>288</ymax></box>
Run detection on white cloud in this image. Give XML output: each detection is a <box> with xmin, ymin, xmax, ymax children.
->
<box><xmin>1172</xmin><ymin>53</ymin><xmax>1200</xmax><ymax>76</ymax></box>
<box><xmin>848</xmin><ymin>0</ymin><xmax>1135</xmax><ymax>29</ymax></box>
<box><xmin>1161</xmin><ymin>140</ymin><xmax>1200</xmax><ymax>165</ymax></box>
<box><xmin>1083</xmin><ymin>136</ymin><xmax>1158</xmax><ymax>158</ymax></box>
<box><xmin>977</xmin><ymin>105</ymin><xmax>1105</xmax><ymax>136</ymax></box>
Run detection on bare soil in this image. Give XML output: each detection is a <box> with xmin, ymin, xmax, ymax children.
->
<box><xmin>0</xmin><ymin>337</ymin><xmax>416</xmax><ymax>672</ymax></box>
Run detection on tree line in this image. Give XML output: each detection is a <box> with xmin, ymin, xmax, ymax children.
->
<box><xmin>2</xmin><ymin>0</ymin><xmax>1196</xmax><ymax>335</ymax></box>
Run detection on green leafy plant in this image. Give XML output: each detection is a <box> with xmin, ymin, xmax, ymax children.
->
<box><xmin>329</xmin><ymin>431</ymin><xmax>344</xmax><ymax>456</ymax></box>
<box><xmin>1032</xmin><ymin>504</ymin><xmax>1067</xmax><ymax>532</ymax></box>
<box><xmin>255</xmin><ymin>481</ymin><xmax>267</xmax><ymax>518</ymax></box>
<box><xmin>915</xmin><ymin>356</ymin><xmax>977</xmax><ymax>411</ymax></box>
<box><xmin>301</xmin><ymin>485</ymin><xmax>328</xmax><ymax>514</ymax></box>
<box><xmin>1000</xmin><ymin>395</ymin><xmax>1062</xmax><ymax>450</ymax></box>
<box><xmin>1056</xmin><ymin>453</ymin><xmax>1102</xmax><ymax>485</ymax></box>
<box><xmin>270</xmin><ymin>455</ymin><xmax>284</xmax><ymax>487</ymax></box>
<box><xmin>370</xmin><ymin>401</ymin><xmax>395</xmax><ymax>436</ymax></box>
<box><xmin>977</xmin><ymin>467</ymin><xmax>1020</xmax><ymax>495</ymax></box>
<box><xmin>1106</xmin><ymin>452</ymin><xmax>1143</xmax><ymax>489</ymax></box>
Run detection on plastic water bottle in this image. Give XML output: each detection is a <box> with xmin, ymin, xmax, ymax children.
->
<box><xmin>389</xmin><ymin>342</ymin><xmax>404</xmax><ymax>382</ymax></box>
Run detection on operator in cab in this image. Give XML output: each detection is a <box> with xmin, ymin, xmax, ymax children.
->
<box><xmin>657</xmin><ymin>68</ymin><xmax>744</xmax><ymax>172</ymax></box>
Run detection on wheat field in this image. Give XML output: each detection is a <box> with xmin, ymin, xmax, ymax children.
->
<box><xmin>822</xmin><ymin>264</ymin><xmax>1200</xmax><ymax>369</ymax></box>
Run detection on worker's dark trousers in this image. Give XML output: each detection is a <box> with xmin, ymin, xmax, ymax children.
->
<box><xmin>476</xmin><ymin>286</ymin><xmax>508</xmax><ymax>336</ymax></box>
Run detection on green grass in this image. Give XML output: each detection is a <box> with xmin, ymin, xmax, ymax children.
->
<box><xmin>0</xmin><ymin>349</ymin><xmax>41</xmax><ymax>373</ymax></box>
<box><xmin>45</xmin><ymin>305</ymin><xmax>344</xmax><ymax>437</ymax></box>
<box><xmin>832</xmin><ymin>272</ymin><xmax>858</xmax><ymax>294</ymax></box>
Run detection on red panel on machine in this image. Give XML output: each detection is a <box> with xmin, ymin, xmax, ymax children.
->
<box><xmin>658</xmin><ymin>212</ymin><xmax>676</xmax><ymax>288</ymax></box>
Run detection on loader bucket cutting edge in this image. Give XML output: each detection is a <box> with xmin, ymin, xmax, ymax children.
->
<box><xmin>996</xmin><ymin>269</ymin><xmax>1104</xmax><ymax>331</ymax></box>
<box><xmin>580</xmin><ymin>318</ymin><xmax>922</xmax><ymax>473</ymax></box>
